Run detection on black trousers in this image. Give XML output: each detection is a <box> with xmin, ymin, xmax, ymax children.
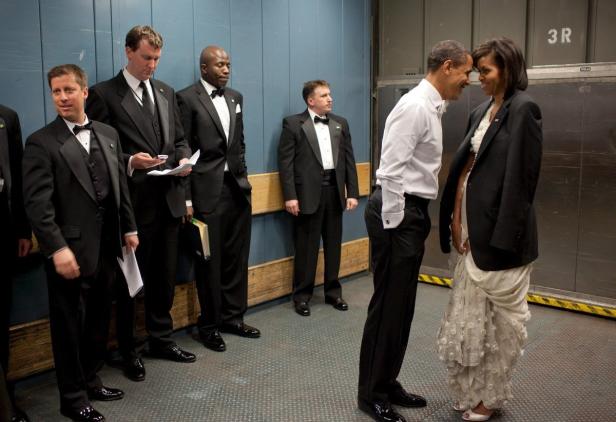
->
<box><xmin>46</xmin><ymin>239</ymin><xmax>116</xmax><ymax>411</ymax></box>
<box><xmin>115</xmin><ymin>203</ymin><xmax>181</xmax><ymax>357</ymax></box>
<box><xmin>292</xmin><ymin>184</ymin><xmax>343</xmax><ymax>303</ymax></box>
<box><xmin>195</xmin><ymin>173</ymin><xmax>251</xmax><ymax>333</ymax></box>
<box><xmin>358</xmin><ymin>188</ymin><xmax>431</xmax><ymax>403</ymax></box>
<box><xmin>0</xmin><ymin>192</ymin><xmax>17</xmax><ymax>417</ymax></box>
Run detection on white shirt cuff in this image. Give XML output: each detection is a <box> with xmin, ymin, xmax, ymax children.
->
<box><xmin>186</xmin><ymin>200</ymin><xmax>192</xmax><ymax>207</ymax></box>
<box><xmin>127</xmin><ymin>156</ymin><xmax>135</xmax><ymax>177</ymax></box>
<box><xmin>124</xmin><ymin>231</ymin><xmax>138</xmax><ymax>237</ymax></box>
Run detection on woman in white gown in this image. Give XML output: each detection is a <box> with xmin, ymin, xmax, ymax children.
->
<box><xmin>437</xmin><ymin>38</ymin><xmax>543</xmax><ymax>421</ymax></box>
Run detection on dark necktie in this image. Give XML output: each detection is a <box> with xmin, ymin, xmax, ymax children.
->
<box><xmin>210</xmin><ymin>87</ymin><xmax>225</xmax><ymax>98</ymax></box>
<box><xmin>139</xmin><ymin>81</ymin><xmax>155</xmax><ymax>115</ymax></box>
<box><xmin>314</xmin><ymin>115</ymin><xmax>329</xmax><ymax>125</ymax></box>
<box><xmin>73</xmin><ymin>121</ymin><xmax>92</xmax><ymax>135</ymax></box>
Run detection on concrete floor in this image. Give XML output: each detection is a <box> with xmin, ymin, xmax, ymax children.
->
<box><xmin>14</xmin><ymin>273</ymin><xmax>616</xmax><ymax>421</ymax></box>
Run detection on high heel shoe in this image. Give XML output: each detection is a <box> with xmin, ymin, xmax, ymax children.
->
<box><xmin>462</xmin><ymin>409</ymin><xmax>493</xmax><ymax>421</ymax></box>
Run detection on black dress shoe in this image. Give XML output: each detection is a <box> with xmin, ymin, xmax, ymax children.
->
<box><xmin>11</xmin><ymin>406</ymin><xmax>29</xmax><ymax>422</ymax></box>
<box><xmin>388</xmin><ymin>388</ymin><xmax>427</xmax><ymax>408</ymax></box>
<box><xmin>325</xmin><ymin>296</ymin><xmax>349</xmax><ymax>311</ymax></box>
<box><xmin>148</xmin><ymin>344</ymin><xmax>196</xmax><ymax>363</ymax></box>
<box><xmin>87</xmin><ymin>386</ymin><xmax>124</xmax><ymax>401</ymax></box>
<box><xmin>60</xmin><ymin>405</ymin><xmax>105</xmax><ymax>421</ymax></box>
<box><xmin>220</xmin><ymin>322</ymin><xmax>261</xmax><ymax>338</ymax></box>
<box><xmin>358</xmin><ymin>400</ymin><xmax>406</xmax><ymax>422</ymax></box>
<box><xmin>200</xmin><ymin>330</ymin><xmax>226</xmax><ymax>352</ymax></box>
<box><xmin>123</xmin><ymin>357</ymin><xmax>146</xmax><ymax>382</ymax></box>
<box><xmin>294</xmin><ymin>301</ymin><xmax>310</xmax><ymax>316</ymax></box>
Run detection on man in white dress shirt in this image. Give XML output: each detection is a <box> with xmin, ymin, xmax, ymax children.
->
<box><xmin>278</xmin><ymin>80</ymin><xmax>359</xmax><ymax>317</ymax></box>
<box><xmin>358</xmin><ymin>40</ymin><xmax>473</xmax><ymax>422</ymax></box>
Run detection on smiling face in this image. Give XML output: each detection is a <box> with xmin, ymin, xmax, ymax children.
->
<box><xmin>477</xmin><ymin>53</ymin><xmax>506</xmax><ymax>98</ymax></box>
<box><xmin>201</xmin><ymin>47</ymin><xmax>231</xmax><ymax>88</ymax></box>
<box><xmin>51</xmin><ymin>73</ymin><xmax>87</xmax><ymax>123</ymax></box>
<box><xmin>441</xmin><ymin>54</ymin><xmax>473</xmax><ymax>100</ymax></box>
<box><xmin>126</xmin><ymin>39</ymin><xmax>162</xmax><ymax>81</ymax></box>
<box><xmin>307</xmin><ymin>85</ymin><xmax>333</xmax><ymax>116</ymax></box>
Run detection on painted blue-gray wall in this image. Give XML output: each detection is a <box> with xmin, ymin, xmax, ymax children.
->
<box><xmin>0</xmin><ymin>0</ymin><xmax>371</xmax><ymax>323</ymax></box>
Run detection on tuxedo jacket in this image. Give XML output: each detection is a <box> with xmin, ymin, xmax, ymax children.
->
<box><xmin>176</xmin><ymin>82</ymin><xmax>251</xmax><ymax>213</ymax></box>
<box><xmin>439</xmin><ymin>90</ymin><xmax>542</xmax><ymax>271</ymax></box>
<box><xmin>278</xmin><ymin>110</ymin><xmax>359</xmax><ymax>215</ymax></box>
<box><xmin>22</xmin><ymin>117</ymin><xmax>137</xmax><ymax>276</ymax></box>
<box><xmin>86</xmin><ymin>72</ymin><xmax>191</xmax><ymax>221</ymax></box>
<box><xmin>0</xmin><ymin>104</ymin><xmax>30</xmax><ymax>239</ymax></box>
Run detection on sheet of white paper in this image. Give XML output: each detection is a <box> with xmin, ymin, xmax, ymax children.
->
<box><xmin>117</xmin><ymin>246</ymin><xmax>144</xmax><ymax>298</ymax></box>
<box><xmin>147</xmin><ymin>150</ymin><xmax>200</xmax><ymax>176</ymax></box>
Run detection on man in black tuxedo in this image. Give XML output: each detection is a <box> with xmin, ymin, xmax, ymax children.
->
<box><xmin>23</xmin><ymin>64</ymin><xmax>138</xmax><ymax>422</ymax></box>
<box><xmin>0</xmin><ymin>104</ymin><xmax>32</xmax><ymax>422</ymax></box>
<box><xmin>278</xmin><ymin>80</ymin><xmax>359</xmax><ymax>317</ymax></box>
<box><xmin>86</xmin><ymin>25</ymin><xmax>196</xmax><ymax>380</ymax></box>
<box><xmin>177</xmin><ymin>45</ymin><xmax>260</xmax><ymax>353</ymax></box>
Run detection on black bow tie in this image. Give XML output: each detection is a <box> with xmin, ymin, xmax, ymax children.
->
<box><xmin>314</xmin><ymin>115</ymin><xmax>329</xmax><ymax>125</ymax></box>
<box><xmin>73</xmin><ymin>122</ymin><xmax>92</xmax><ymax>135</ymax></box>
<box><xmin>210</xmin><ymin>88</ymin><xmax>225</xmax><ymax>98</ymax></box>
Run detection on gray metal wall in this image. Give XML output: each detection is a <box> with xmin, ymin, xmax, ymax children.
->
<box><xmin>379</xmin><ymin>0</ymin><xmax>616</xmax><ymax>78</ymax></box>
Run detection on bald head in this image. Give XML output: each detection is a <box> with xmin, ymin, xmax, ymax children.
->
<box><xmin>200</xmin><ymin>45</ymin><xmax>230</xmax><ymax>88</ymax></box>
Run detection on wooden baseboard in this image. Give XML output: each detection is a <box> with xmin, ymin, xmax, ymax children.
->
<box><xmin>7</xmin><ymin>237</ymin><xmax>368</xmax><ymax>381</ymax></box>
<box><xmin>249</xmin><ymin>162</ymin><xmax>370</xmax><ymax>214</ymax></box>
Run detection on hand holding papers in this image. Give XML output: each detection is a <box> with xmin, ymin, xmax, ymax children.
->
<box><xmin>147</xmin><ymin>150</ymin><xmax>200</xmax><ymax>176</ymax></box>
<box><xmin>117</xmin><ymin>246</ymin><xmax>143</xmax><ymax>297</ymax></box>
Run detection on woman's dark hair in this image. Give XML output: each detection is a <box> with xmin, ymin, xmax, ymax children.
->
<box><xmin>472</xmin><ymin>37</ymin><xmax>528</xmax><ymax>97</ymax></box>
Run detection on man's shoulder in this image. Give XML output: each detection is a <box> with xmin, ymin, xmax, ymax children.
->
<box><xmin>329</xmin><ymin>112</ymin><xmax>348</xmax><ymax>125</ymax></box>
<box><xmin>0</xmin><ymin>104</ymin><xmax>18</xmax><ymax>122</ymax></box>
<box><xmin>151</xmin><ymin>78</ymin><xmax>175</xmax><ymax>95</ymax></box>
<box><xmin>225</xmin><ymin>86</ymin><xmax>242</xmax><ymax>99</ymax></box>
<box><xmin>91</xmin><ymin>120</ymin><xmax>118</xmax><ymax>136</ymax></box>
<box><xmin>26</xmin><ymin>120</ymin><xmax>58</xmax><ymax>146</ymax></box>
<box><xmin>177</xmin><ymin>82</ymin><xmax>198</xmax><ymax>97</ymax></box>
<box><xmin>90</xmin><ymin>74</ymin><xmax>120</xmax><ymax>92</ymax></box>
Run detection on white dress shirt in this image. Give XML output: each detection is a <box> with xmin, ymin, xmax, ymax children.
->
<box><xmin>201</xmin><ymin>78</ymin><xmax>230</xmax><ymax>171</ymax></box>
<box><xmin>122</xmin><ymin>69</ymin><xmax>155</xmax><ymax>176</ymax></box>
<box><xmin>376</xmin><ymin>79</ymin><xmax>445</xmax><ymax>229</ymax></box>
<box><xmin>122</xmin><ymin>68</ymin><xmax>154</xmax><ymax>108</ymax></box>
<box><xmin>63</xmin><ymin>116</ymin><xmax>91</xmax><ymax>153</ymax></box>
<box><xmin>307</xmin><ymin>108</ymin><xmax>335</xmax><ymax>170</ymax></box>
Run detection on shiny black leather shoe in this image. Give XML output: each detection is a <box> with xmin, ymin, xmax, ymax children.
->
<box><xmin>358</xmin><ymin>400</ymin><xmax>406</xmax><ymax>422</ymax></box>
<box><xmin>220</xmin><ymin>322</ymin><xmax>261</xmax><ymax>338</ymax></box>
<box><xmin>388</xmin><ymin>388</ymin><xmax>427</xmax><ymax>408</ymax></box>
<box><xmin>60</xmin><ymin>405</ymin><xmax>105</xmax><ymax>422</ymax></box>
<box><xmin>294</xmin><ymin>301</ymin><xmax>310</xmax><ymax>316</ymax></box>
<box><xmin>200</xmin><ymin>330</ymin><xmax>226</xmax><ymax>352</ymax></box>
<box><xmin>325</xmin><ymin>296</ymin><xmax>349</xmax><ymax>311</ymax></box>
<box><xmin>123</xmin><ymin>357</ymin><xmax>146</xmax><ymax>382</ymax></box>
<box><xmin>87</xmin><ymin>386</ymin><xmax>124</xmax><ymax>402</ymax></box>
<box><xmin>11</xmin><ymin>406</ymin><xmax>29</xmax><ymax>422</ymax></box>
<box><xmin>148</xmin><ymin>344</ymin><xmax>196</xmax><ymax>363</ymax></box>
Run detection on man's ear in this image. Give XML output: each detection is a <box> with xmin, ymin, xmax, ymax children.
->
<box><xmin>442</xmin><ymin>59</ymin><xmax>453</xmax><ymax>75</ymax></box>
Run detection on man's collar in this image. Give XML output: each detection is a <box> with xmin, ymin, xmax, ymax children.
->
<box><xmin>122</xmin><ymin>68</ymin><xmax>148</xmax><ymax>91</ymax></box>
<box><xmin>418</xmin><ymin>79</ymin><xmax>446</xmax><ymax>115</ymax></box>
<box><xmin>307</xmin><ymin>108</ymin><xmax>327</xmax><ymax>121</ymax></box>
<box><xmin>63</xmin><ymin>115</ymin><xmax>90</xmax><ymax>132</ymax></box>
<box><xmin>200</xmin><ymin>78</ymin><xmax>219</xmax><ymax>95</ymax></box>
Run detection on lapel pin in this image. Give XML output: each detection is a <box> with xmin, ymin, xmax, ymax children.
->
<box><xmin>495</xmin><ymin>118</ymin><xmax>499</xmax><ymax>122</ymax></box>
<box><xmin>159</xmin><ymin>88</ymin><xmax>164</xmax><ymax>93</ymax></box>
<box><xmin>110</xmin><ymin>144</ymin><xmax>114</xmax><ymax>149</ymax></box>
<box><xmin>232</xmin><ymin>99</ymin><xmax>235</xmax><ymax>103</ymax></box>
<box><xmin>0</xmin><ymin>124</ymin><xmax>4</xmax><ymax>129</ymax></box>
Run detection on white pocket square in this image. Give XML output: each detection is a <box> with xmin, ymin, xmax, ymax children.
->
<box><xmin>236</xmin><ymin>103</ymin><xmax>241</xmax><ymax>113</ymax></box>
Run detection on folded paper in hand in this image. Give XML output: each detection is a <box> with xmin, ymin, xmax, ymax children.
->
<box><xmin>117</xmin><ymin>246</ymin><xmax>144</xmax><ymax>297</ymax></box>
<box><xmin>147</xmin><ymin>149</ymin><xmax>200</xmax><ymax>176</ymax></box>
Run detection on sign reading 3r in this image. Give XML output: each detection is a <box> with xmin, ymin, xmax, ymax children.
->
<box><xmin>548</xmin><ymin>27</ymin><xmax>572</xmax><ymax>44</ymax></box>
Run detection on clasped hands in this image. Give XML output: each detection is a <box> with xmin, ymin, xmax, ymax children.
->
<box><xmin>284</xmin><ymin>198</ymin><xmax>358</xmax><ymax>216</ymax></box>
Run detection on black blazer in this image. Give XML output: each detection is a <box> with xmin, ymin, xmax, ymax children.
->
<box><xmin>0</xmin><ymin>104</ymin><xmax>30</xmax><ymax>239</ymax></box>
<box><xmin>176</xmin><ymin>82</ymin><xmax>251</xmax><ymax>213</ymax></box>
<box><xmin>22</xmin><ymin>117</ymin><xmax>137</xmax><ymax>276</ymax></box>
<box><xmin>86</xmin><ymin>72</ymin><xmax>191</xmax><ymax>221</ymax></box>
<box><xmin>439</xmin><ymin>90</ymin><xmax>542</xmax><ymax>271</ymax></box>
<box><xmin>278</xmin><ymin>110</ymin><xmax>359</xmax><ymax>215</ymax></box>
